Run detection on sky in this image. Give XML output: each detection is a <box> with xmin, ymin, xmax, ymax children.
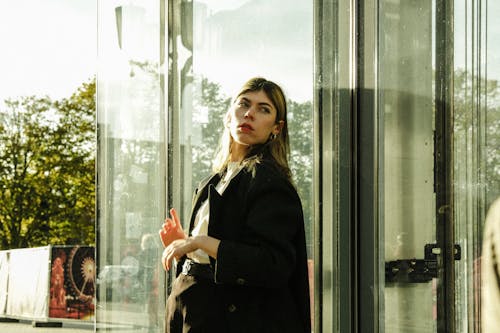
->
<box><xmin>193</xmin><ymin>0</ymin><xmax>313</xmax><ymax>102</ymax></box>
<box><xmin>0</xmin><ymin>0</ymin><xmax>498</xmax><ymax>109</ymax></box>
<box><xmin>0</xmin><ymin>0</ymin><xmax>313</xmax><ymax>109</ymax></box>
<box><xmin>0</xmin><ymin>0</ymin><xmax>97</xmax><ymax>107</ymax></box>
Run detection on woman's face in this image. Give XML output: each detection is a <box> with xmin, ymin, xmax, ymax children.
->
<box><xmin>228</xmin><ymin>90</ymin><xmax>283</xmax><ymax>152</ymax></box>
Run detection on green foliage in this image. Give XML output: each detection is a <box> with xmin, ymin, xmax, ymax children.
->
<box><xmin>288</xmin><ymin>99</ymin><xmax>314</xmax><ymax>253</ymax></box>
<box><xmin>454</xmin><ymin>69</ymin><xmax>500</xmax><ymax>206</ymax></box>
<box><xmin>0</xmin><ymin>79</ymin><xmax>96</xmax><ymax>249</ymax></box>
<box><xmin>190</xmin><ymin>77</ymin><xmax>231</xmax><ymax>186</ymax></box>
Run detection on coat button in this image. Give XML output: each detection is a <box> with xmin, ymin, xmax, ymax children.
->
<box><xmin>228</xmin><ymin>304</ymin><xmax>237</xmax><ymax>313</ymax></box>
<box><xmin>236</xmin><ymin>278</ymin><xmax>246</xmax><ymax>285</ymax></box>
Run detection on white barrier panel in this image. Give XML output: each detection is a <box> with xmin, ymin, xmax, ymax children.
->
<box><xmin>0</xmin><ymin>251</ymin><xmax>8</xmax><ymax>315</ymax></box>
<box><xmin>0</xmin><ymin>245</ymin><xmax>95</xmax><ymax>322</ymax></box>
<box><xmin>6</xmin><ymin>246</ymin><xmax>50</xmax><ymax>319</ymax></box>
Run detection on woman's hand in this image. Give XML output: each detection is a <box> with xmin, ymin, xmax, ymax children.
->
<box><xmin>162</xmin><ymin>237</ymin><xmax>197</xmax><ymax>271</ymax></box>
<box><xmin>158</xmin><ymin>208</ymin><xmax>186</xmax><ymax>248</ymax></box>
<box><xmin>161</xmin><ymin>236</ymin><xmax>221</xmax><ymax>271</ymax></box>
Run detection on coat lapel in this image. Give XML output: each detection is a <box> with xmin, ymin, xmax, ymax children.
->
<box><xmin>189</xmin><ymin>173</ymin><xmax>221</xmax><ymax>232</ymax></box>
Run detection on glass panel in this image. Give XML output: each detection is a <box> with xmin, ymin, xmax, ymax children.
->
<box><xmin>313</xmin><ymin>0</ymin><xmax>354</xmax><ymax>330</ymax></box>
<box><xmin>169</xmin><ymin>0</ymin><xmax>314</xmax><ymax>328</ymax></box>
<box><xmin>454</xmin><ymin>0</ymin><xmax>500</xmax><ymax>331</ymax></box>
<box><xmin>190</xmin><ymin>1</ymin><xmax>314</xmax><ymax>257</ymax></box>
<box><xmin>96</xmin><ymin>0</ymin><xmax>165</xmax><ymax>332</ymax></box>
<box><xmin>379</xmin><ymin>1</ymin><xmax>436</xmax><ymax>332</ymax></box>
<box><xmin>379</xmin><ymin>0</ymin><xmax>498</xmax><ymax>331</ymax></box>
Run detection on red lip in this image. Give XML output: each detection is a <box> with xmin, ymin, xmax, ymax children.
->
<box><xmin>238</xmin><ymin>123</ymin><xmax>254</xmax><ymax>131</ymax></box>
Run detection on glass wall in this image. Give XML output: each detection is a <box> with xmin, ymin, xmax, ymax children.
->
<box><xmin>97</xmin><ymin>0</ymin><xmax>314</xmax><ymax>331</ymax></box>
<box><xmin>96</xmin><ymin>0</ymin><xmax>499</xmax><ymax>332</ymax></box>
<box><xmin>167</xmin><ymin>0</ymin><xmax>315</xmax><ymax>323</ymax></box>
<box><xmin>454</xmin><ymin>0</ymin><xmax>500</xmax><ymax>331</ymax></box>
<box><xmin>313</xmin><ymin>0</ymin><xmax>355</xmax><ymax>331</ymax></box>
<box><xmin>179</xmin><ymin>0</ymin><xmax>314</xmax><ymax>253</ymax></box>
<box><xmin>379</xmin><ymin>1</ymin><xmax>435</xmax><ymax>331</ymax></box>
<box><xmin>96</xmin><ymin>0</ymin><xmax>166</xmax><ymax>331</ymax></box>
<box><xmin>375</xmin><ymin>0</ymin><xmax>499</xmax><ymax>332</ymax></box>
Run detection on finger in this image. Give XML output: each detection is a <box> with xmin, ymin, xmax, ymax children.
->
<box><xmin>159</xmin><ymin>230</ymin><xmax>168</xmax><ymax>247</ymax></box>
<box><xmin>163</xmin><ymin>255</ymin><xmax>168</xmax><ymax>271</ymax></box>
<box><xmin>165</xmin><ymin>244</ymin><xmax>176</xmax><ymax>270</ymax></box>
<box><xmin>161</xmin><ymin>248</ymin><xmax>167</xmax><ymax>270</ymax></box>
<box><xmin>166</xmin><ymin>251</ymin><xmax>176</xmax><ymax>271</ymax></box>
<box><xmin>170</xmin><ymin>208</ymin><xmax>182</xmax><ymax>230</ymax></box>
<box><xmin>163</xmin><ymin>218</ymin><xmax>174</xmax><ymax>229</ymax></box>
<box><xmin>165</xmin><ymin>254</ymin><xmax>171</xmax><ymax>271</ymax></box>
<box><xmin>161</xmin><ymin>223</ymin><xmax>174</xmax><ymax>236</ymax></box>
<box><xmin>167</xmin><ymin>243</ymin><xmax>183</xmax><ymax>270</ymax></box>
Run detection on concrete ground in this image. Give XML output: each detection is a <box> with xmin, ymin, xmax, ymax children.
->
<box><xmin>0</xmin><ymin>319</ymin><xmax>93</xmax><ymax>333</ymax></box>
<box><xmin>0</xmin><ymin>319</ymin><xmax>155</xmax><ymax>333</ymax></box>
<box><xmin>0</xmin><ymin>301</ymin><xmax>160</xmax><ymax>332</ymax></box>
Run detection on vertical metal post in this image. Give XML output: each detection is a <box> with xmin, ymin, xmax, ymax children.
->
<box><xmin>313</xmin><ymin>0</ymin><xmax>336</xmax><ymax>330</ymax></box>
<box><xmin>435</xmin><ymin>0</ymin><xmax>455</xmax><ymax>332</ymax></box>
<box><xmin>313</xmin><ymin>0</ymin><xmax>355</xmax><ymax>331</ymax></box>
<box><xmin>356</xmin><ymin>0</ymin><xmax>382</xmax><ymax>331</ymax></box>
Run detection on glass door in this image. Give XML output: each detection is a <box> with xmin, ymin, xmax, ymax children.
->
<box><xmin>454</xmin><ymin>0</ymin><xmax>500</xmax><ymax>332</ymax></box>
<box><xmin>166</xmin><ymin>0</ymin><xmax>315</xmax><ymax>327</ymax></box>
<box><xmin>96</xmin><ymin>0</ymin><xmax>166</xmax><ymax>331</ymax></box>
<box><xmin>379</xmin><ymin>0</ymin><xmax>437</xmax><ymax>330</ymax></box>
<box><xmin>376</xmin><ymin>0</ymin><xmax>498</xmax><ymax>332</ymax></box>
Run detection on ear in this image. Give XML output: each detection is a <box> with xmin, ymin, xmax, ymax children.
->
<box><xmin>272</xmin><ymin>120</ymin><xmax>285</xmax><ymax>135</ymax></box>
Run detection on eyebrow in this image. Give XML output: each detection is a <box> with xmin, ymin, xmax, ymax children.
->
<box><xmin>239</xmin><ymin>97</ymin><xmax>274</xmax><ymax>109</ymax></box>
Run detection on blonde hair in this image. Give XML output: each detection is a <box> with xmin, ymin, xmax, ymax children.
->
<box><xmin>212</xmin><ymin>77</ymin><xmax>291</xmax><ymax>180</ymax></box>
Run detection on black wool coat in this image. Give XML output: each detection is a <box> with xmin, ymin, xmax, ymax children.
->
<box><xmin>177</xmin><ymin>160</ymin><xmax>311</xmax><ymax>333</ymax></box>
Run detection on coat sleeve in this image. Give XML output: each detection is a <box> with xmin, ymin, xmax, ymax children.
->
<box><xmin>213</xmin><ymin>169</ymin><xmax>305</xmax><ymax>289</ymax></box>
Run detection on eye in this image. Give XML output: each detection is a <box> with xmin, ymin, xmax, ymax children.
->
<box><xmin>236</xmin><ymin>100</ymin><xmax>249</xmax><ymax>108</ymax></box>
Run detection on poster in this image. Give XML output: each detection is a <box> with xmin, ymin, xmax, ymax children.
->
<box><xmin>49</xmin><ymin>246</ymin><xmax>95</xmax><ymax>320</ymax></box>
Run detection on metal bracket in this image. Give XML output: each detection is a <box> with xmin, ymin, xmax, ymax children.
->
<box><xmin>385</xmin><ymin>243</ymin><xmax>461</xmax><ymax>283</ymax></box>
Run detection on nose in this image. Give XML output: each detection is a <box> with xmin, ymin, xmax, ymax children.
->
<box><xmin>244</xmin><ymin>107</ymin><xmax>254</xmax><ymax>119</ymax></box>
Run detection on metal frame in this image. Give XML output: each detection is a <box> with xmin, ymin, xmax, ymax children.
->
<box><xmin>314</xmin><ymin>0</ymin><xmax>356</xmax><ymax>331</ymax></box>
<box><xmin>355</xmin><ymin>0</ymin><xmax>382</xmax><ymax>332</ymax></box>
<box><xmin>435</xmin><ymin>0</ymin><xmax>455</xmax><ymax>331</ymax></box>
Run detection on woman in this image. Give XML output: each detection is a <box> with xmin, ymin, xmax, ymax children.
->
<box><xmin>159</xmin><ymin>77</ymin><xmax>311</xmax><ymax>333</ymax></box>
<box><xmin>482</xmin><ymin>197</ymin><xmax>500</xmax><ymax>332</ymax></box>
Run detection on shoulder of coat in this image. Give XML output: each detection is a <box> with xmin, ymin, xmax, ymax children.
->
<box><xmin>245</xmin><ymin>161</ymin><xmax>297</xmax><ymax>195</ymax></box>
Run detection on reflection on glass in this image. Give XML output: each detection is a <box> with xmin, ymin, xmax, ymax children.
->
<box><xmin>380</xmin><ymin>0</ymin><xmax>499</xmax><ymax>331</ymax></box>
<box><xmin>98</xmin><ymin>0</ymin><xmax>313</xmax><ymax>331</ymax></box>
<box><xmin>174</xmin><ymin>0</ymin><xmax>314</xmax><ymax>327</ymax></box>
<box><xmin>189</xmin><ymin>0</ymin><xmax>313</xmax><ymax>247</ymax></box>
<box><xmin>379</xmin><ymin>1</ymin><xmax>436</xmax><ymax>332</ymax></box>
<box><xmin>97</xmin><ymin>0</ymin><xmax>165</xmax><ymax>332</ymax></box>
<box><xmin>454</xmin><ymin>0</ymin><xmax>500</xmax><ymax>331</ymax></box>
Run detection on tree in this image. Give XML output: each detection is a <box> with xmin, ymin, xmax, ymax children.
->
<box><xmin>190</xmin><ymin>77</ymin><xmax>231</xmax><ymax>186</ymax></box>
<box><xmin>288</xmin><ymin>100</ymin><xmax>314</xmax><ymax>254</ymax></box>
<box><xmin>0</xmin><ymin>79</ymin><xmax>96</xmax><ymax>249</ymax></box>
<box><xmin>454</xmin><ymin>69</ymin><xmax>500</xmax><ymax>207</ymax></box>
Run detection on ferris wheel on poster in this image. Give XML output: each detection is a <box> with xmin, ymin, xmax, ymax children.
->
<box><xmin>67</xmin><ymin>246</ymin><xmax>95</xmax><ymax>303</ymax></box>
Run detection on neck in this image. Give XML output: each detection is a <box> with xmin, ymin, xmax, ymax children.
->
<box><xmin>230</xmin><ymin>143</ymin><xmax>249</xmax><ymax>162</ymax></box>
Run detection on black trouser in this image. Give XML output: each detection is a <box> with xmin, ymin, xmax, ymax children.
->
<box><xmin>166</xmin><ymin>267</ymin><xmax>224</xmax><ymax>333</ymax></box>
